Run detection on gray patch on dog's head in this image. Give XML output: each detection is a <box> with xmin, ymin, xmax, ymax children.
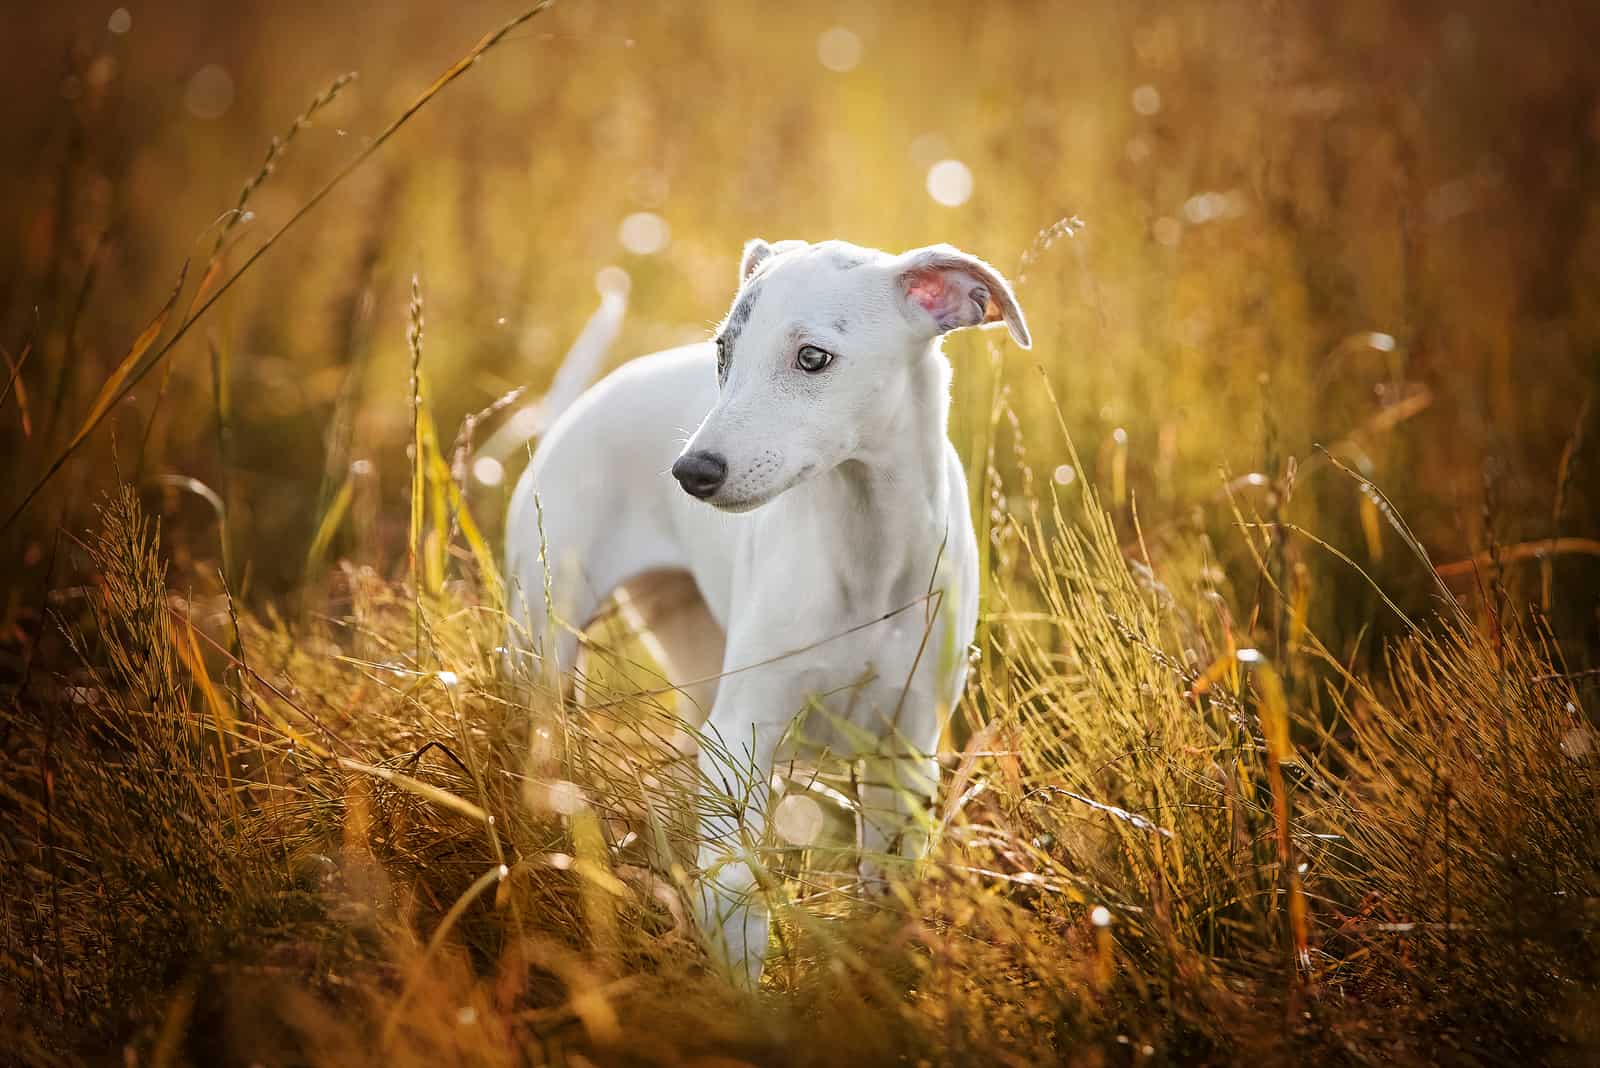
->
<box><xmin>721</xmin><ymin>278</ymin><xmax>764</xmax><ymax>349</ymax></box>
<box><xmin>832</xmin><ymin>318</ymin><xmax>849</xmax><ymax>335</ymax></box>
<box><xmin>830</xmin><ymin>251</ymin><xmax>867</xmax><ymax>270</ymax></box>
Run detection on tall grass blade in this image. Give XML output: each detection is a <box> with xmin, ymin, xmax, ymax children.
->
<box><xmin>1</xmin><ymin>343</ymin><xmax>33</xmax><ymax>428</ymax></box>
<box><xmin>68</xmin><ymin>261</ymin><xmax>187</xmax><ymax>455</ymax></box>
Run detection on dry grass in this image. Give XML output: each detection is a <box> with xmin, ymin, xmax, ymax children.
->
<box><xmin>2</xmin><ymin>0</ymin><xmax>1598</xmax><ymax>1064</ymax></box>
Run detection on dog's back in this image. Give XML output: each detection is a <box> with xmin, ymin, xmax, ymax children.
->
<box><xmin>505</xmin><ymin>342</ymin><xmax>732</xmax><ymax>678</ymax></box>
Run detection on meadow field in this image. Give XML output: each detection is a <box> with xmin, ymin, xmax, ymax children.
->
<box><xmin>2</xmin><ymin>1</ymin><xmax>1598</xmax><ymax>1063</ymax></box>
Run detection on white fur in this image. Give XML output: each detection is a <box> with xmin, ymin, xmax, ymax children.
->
<box><xmin>505</xmin><ymin>238</ymin><xmax>1029</xmax><ymax>985</ymax></box>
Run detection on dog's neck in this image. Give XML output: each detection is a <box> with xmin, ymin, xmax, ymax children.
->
<box><xmin>852</xmin><ymin>344</ymin><xmax>953</xmax><ymax>517</ymax></box>
<box><xmin>782</xmin><ymin>345</ymin><xmax>955</xmax><ymax>613</ymax></box>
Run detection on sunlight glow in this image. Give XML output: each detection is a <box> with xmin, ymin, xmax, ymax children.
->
<box><xmin>547</xmin><ymin>780</ymin><xmax>584</xmax><ymax>815</ymax></box>
<box><xmin>472</xmin><ymin>456</ymin><xmax>504</xmax><ymax>487</ymax></box>
<box><xmin>926</xmin><ymin>159</ymin><xmax>973</xmax><ymax>207</ymax></box>
<box><xmin>817</xmin><ymin>27</ymin><xmax>863</xmax><ymax>72</ymax></box>
<box><xmin>509</xmin><ymin>406</ymin><xmax>542</xmax><ymax>438</ymax></box>
<box><xmin>184</xmin><ymin>64</ymin><xmax>234</xmax><ymax>119</ymax></box>
<box><xmin>619</xmin><ymin>212</ymin><xmax>670</xmax><ymax>255</ymax></box>
<box><xmin>773</xmin><ymin>793</ymin><xmax>826</xmax><ymax>846</ymax></box>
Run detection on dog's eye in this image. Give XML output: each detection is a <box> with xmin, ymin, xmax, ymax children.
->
<box><xmin>795</xmin><ymin>344</ymin><xmax>834</xmax><ymax>373</ymax></box>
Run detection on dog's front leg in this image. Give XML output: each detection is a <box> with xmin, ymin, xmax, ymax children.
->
<box><xmin>855</xmin><ymin>751</ymin><xmax>941</xmax><ymax>895</ymax></box>
<box><xmin>691</xmin><ymin>715</ymin><xmax>786</xmax><ymax>987</ymax></box>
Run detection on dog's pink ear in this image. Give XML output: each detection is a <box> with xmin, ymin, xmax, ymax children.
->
<box><xmin>896</xmin><ymin>245</ymin><xmax>1031</xmax><ymax>349</ymax></box>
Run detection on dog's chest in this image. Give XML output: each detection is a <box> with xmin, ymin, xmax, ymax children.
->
<box><xmin>706</xmin><ymin>459</ymin><xmax>974</xmax><ymax>750</ymax></box>
<box><xmin>731</xmin><ymin>568</ymin><xmax>955</xmax><ymax>745</ymax></box>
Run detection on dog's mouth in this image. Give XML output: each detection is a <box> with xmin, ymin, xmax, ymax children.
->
<box><xmin>706</xmin><ymin>494</ymin><xmax>767</xmax><ymax>514</ymax></box>
<box><xmin>699</xmin><ymin>461</ymin><xmax>817</xmax><ymax>513</ymax></box>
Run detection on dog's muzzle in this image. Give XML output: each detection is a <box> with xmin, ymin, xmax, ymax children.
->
<box><xmin>671</xmin><ymin>450</ymin><xmax>728</xmax><ymax>500</ymax></box>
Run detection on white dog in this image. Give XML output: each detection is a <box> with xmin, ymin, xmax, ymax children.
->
<box><xmin>505</xmin><ymin>238</ymin><xmax>1030</xmax><ymax>984</ymax></box>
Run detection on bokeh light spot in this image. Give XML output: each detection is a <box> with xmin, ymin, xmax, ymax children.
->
<box><xmin>547</xmin><ymin>779</ymin><xmax>584</xmax><ymax>815</ymax></box>
<box><xmin>184</xmin><ymin>64</ymin><xmax>234</xmax><ymax>119</ymax></box>
<box><xmin>472</xmin><ymin>456</ymin><xmax>504</xmax><ymax>487</ymax></box>
<box><xmin>926</xmin><ymin>159</ymin><xmax>973</xmax><ymax>207</ymax></box>
<box><xmin>1183</xmin><ymin>189</ymin><xmax>1249</xmax><ymax>224</ymax></box>
<box><xmin>817</xmin><ymin>27</ymin><xmax>862</xmax><ymax>72</ymax></box>
<box><xmin>1183</xmin><ymin>193</ymin><xmax>1218</xmax><ymax>223</ymax></box>
<box><xmin>1132</xmin><ymin>84</ymin><xmax>1162</xmax><ymax>115</ymax></box>
<box><xmin>1053</xmin><ymin>464</ymin><xmax>1077</xmax><ymax>486</ymax></box>
<box><xmin>619</xmin><ymin>212</ymin><xmax>670</xmax><ymax>255</ymax></box>
<box><xmin>108</xmin><ymin>7</ymin><xmax>131</xmax><ymax>34</ymax></box>
<box><xmin>773</xmin><ymin>793</ymin><xmax>826</xmax><ymax>846</ymax></box>
<box><xmin>509</xmin><ymin>406</ymin><xmax>542</xmax><ymax>437</ymax></box>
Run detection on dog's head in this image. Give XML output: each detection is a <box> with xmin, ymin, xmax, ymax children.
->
<box><xmin>671</xmin><ymin>239</ymin><xmax>1030</xmax><ymax>511</ymax></box>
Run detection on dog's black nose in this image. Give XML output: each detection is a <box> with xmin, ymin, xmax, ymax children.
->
<box><xmin>671</xmin><ymin>451</ymin><xmax>727</xmax><ymax>500</ymax></box>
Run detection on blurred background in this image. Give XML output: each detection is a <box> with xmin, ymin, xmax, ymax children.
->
<box><xmin>3</xmin><ymin>0</ymin><xmax>1598</xmax><ymax>663</ymax></box>
<box><xmin>4</xmin><ymin>6</ymin><xmax>1600</xmax><ymax>1061</ymax></box>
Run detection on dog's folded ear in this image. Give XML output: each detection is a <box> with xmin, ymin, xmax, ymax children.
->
<box><xmin>895</xmin><ymin>245</ymin><xmax>1031</xmax><ymax>349</ymax></box>
<box><xmin>739</xmin><ymin>238</ymin><xmax>808</xmax><ymax>282</ymax></box>
<box><xmin>740</xmin><ymin>238</ymin><xmax>774</xmax><ymax>281</ymax></box>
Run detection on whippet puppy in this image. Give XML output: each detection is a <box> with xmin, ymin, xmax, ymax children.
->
<box><xmin>506</xmin><ymin>238</ymin><xmax>1030</xmax><ymax>984</ymax></box>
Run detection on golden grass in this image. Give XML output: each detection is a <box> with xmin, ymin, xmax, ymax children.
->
<box><xmin>2</xmin><ymin>0</ymin><xmax>1598</xmax><ymax>1064</ymax></box>
<box><xmin>2</xmin><ymin>469</ymin><xmax>1593</xmax><ymax>1064</ymax></box>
